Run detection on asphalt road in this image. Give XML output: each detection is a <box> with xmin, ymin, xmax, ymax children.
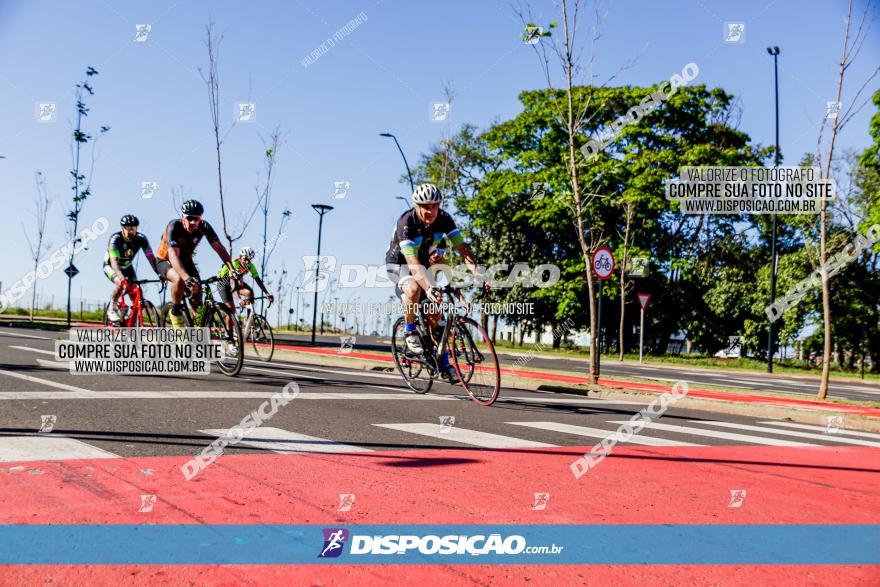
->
<box><xmin>1</xmin><ymin>325</ymin><xmax>878</xmax><ymax>465</ymax></box>
<box><xmin>273</xmin><ymin>332</ymin><xmax>880</xmax><ymax>403</ymax></box>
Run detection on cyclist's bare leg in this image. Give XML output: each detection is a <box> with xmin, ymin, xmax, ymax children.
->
<box><xmin>401</xmin><ymin>279</ymin><xmax>421</xmax><ymax>324</ymax></box>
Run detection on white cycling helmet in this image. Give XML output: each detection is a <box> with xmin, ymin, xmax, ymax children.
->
<box><xmin>411</xmin><ymin>183</ymin><xmax>442</xmax><ymax>205</ymax></box>
<box><xmin>239</xmin><ymin>246</ymin><xmax>255</xmax><ymax>260</ymax></box>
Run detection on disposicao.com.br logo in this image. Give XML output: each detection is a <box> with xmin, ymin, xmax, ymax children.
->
<box><xmin>318</xmin><ymin>528</ymin><xmax>563</xmax><ymax>558</ymax></box>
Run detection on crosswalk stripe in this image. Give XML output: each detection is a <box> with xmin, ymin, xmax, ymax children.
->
<box><xmin>757</xmin><ymin>420</ymin><xmax>880</xmax><ymax>440</ymax></box>
<box><xmin>607</xmin><ymin>420</ymin><xmax>816</xmax><ymax>446</ymax></box>
<box><xmin>35</xmin><ymin>359</ymin><xmax>69</xmax><ymax>370</ymax></box>
<box><xmin>690</xmin><ymin>420</ymin><xmax>880</xmax><ymax>447</ymax></box>
<box><xmin>0</xmin><ymin>369</ymin><xmax>90</xmax><ymax>392</ymax></box>
<box><xmin>199</xmin><ymin>426</ymin><xmax>372</xmax><ymax>453</ymax></box>
<box><xmin>373</xmin><ymin>423</ymin><xmax>557</xmax><ymax>448</ymax></box>
<box><xmin>507</xmin><ymin>421</ymin><xmax>703</xmax><ymax>446</ymax></box>
<box><xmin>244</xmin><ymin>360</ymin><xmax>402</xmax><ymax>381</ymax></box>
<box><xmin>0</xmin><ymin>435</ymin><xmax>119</xmax><ymax>463</ymax></box>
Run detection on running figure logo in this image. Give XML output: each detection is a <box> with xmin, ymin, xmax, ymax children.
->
<box><xmin>300</xmin><ymin>255</ymin><xmax>337</xmax><ymax>292</ymax></box>
<box><xmin>728</xmin><ymin>489</ymin><xmax>747</xmax><ymax>508</ymax></box>
<box><xmin>825</xmin><ymin>415</ymin><xmax>843</xmax><ymax>434</ymax></box>
<box><xmin>531</xmin><ymin>492</ymin><xmax>550</xmax><ymax>511</ymax></box>
<box><xmin>319</xmin><ymin>528</ymin><xmax>349</xmax><ymax>558</ymax></box>
<box><xmin>139</xmin><ymin>494</ymin><xmax>157</xmax><ymax>513</ymax></box>
<box><xmin>723</xmin><ymin>22</ymin><xmax>745</xmax><ymax>43</ymax></box>
<box><xmin>338</xmin><ymin>494</ymin><xmax>356</xmax><ymax>512</ymax></box>
<box><xmin>38</xmin><ymin>415</ymin><xmax>57</xmax><ymax>434</ymax></box>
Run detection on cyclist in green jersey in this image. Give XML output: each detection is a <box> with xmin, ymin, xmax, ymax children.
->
<box><xmin>217</xmin><ymin>246</ymin><xmax>274</xmax><ymax>312</ymax></box>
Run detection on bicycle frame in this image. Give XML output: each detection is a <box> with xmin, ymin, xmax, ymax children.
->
<box><xmin>115</xmin><ymin>279</ymin><xmax>163</xmax><ymax>327</ymax></box>
<box><xmin>414</xmin><ymin>287</ymin><xmax>465</xmax><ymax>372</ymax></box>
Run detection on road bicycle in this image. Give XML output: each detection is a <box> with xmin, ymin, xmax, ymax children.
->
<box><xmin>238</xmin><ymin>295</ymin><xmax>275</xmax><ymax>362</ymax></box>
<box><xmin>390</xmin><ymin>284</ymin><xmax>501</xmax><ymax>406</ymax></box>
<box><xmin>103</xmin><ymin>279</ymin><xmax>164</xmax><ymax>327</ymax></box>
<box><xmin>158</xmin><ymin>275</ymin><xmax>244</xmax><ymax>376</ymax></box>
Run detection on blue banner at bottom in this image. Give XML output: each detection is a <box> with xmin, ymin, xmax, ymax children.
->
<box><xmin>0</xmin><ymin>524</ymin><xmax>876</xmax><ymax>565</ymax></box>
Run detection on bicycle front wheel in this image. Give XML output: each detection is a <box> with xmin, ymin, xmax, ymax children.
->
<box><xmin>451</xmin><ymin>317</ymin><xmax>500</xmax><ymax>406</ymax></box>
<box><xmin>205</xmin><ymin>303</ymin><xmax>244</xmax><ymax>376</ymax></box>
<box><xmin>141</xmin><ymin>300</ymin><xmax>160</xmax><ymax>328</ymax></box>
<box><xmin>249</xmin><ymin>313</ymin><xmax>275</xmax><ymax>362</ymax></box>
<box><xmin>390</xmin><ymin>317</ymin><xmax>433</xmax><ymax>393</ymax></box>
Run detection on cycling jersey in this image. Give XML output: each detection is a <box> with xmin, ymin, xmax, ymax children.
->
<box><xmin>104</xmin><ymin>232</ymin><xmax>154</xmax><ymax>270</ymax></box>
<box><xmin>218</xmin><ymin>258</ymin><xmax>260</xmax><ymax>280</ymax></box>
<box><xmin>385</xmin><ymin>209</ymin><xmax>464</xmax><ymax>267</ymax></box>
<box><xmin>156</xmin><ymin>219</ymin><xmax>220</xmax><ymax>261</ymax></box>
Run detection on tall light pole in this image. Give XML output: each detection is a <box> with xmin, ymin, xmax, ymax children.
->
<box><xmin>380</xmin><ymin>132</ymin><xmax>415</xmax><ymax>194</ymax></box>
<box><xmin>767</xmin><ymin>46</ymin><xmax>781</xmax><ymax>373</ymax></box>
<box><xmin>310</xmin><ymin>204</ymin><xmax>333</xmax><ymax>344</ymax></box>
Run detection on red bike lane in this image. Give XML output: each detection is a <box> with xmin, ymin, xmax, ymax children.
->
<box><xmin>1</xmin><ymin>444</ymin><xmax>877</xmax><ymax>585</ymax></box>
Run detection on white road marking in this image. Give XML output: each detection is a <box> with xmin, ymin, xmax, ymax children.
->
<box><xmin>245</xmin><ymin>359</ymin><xmax>401</xmax><ymax>381</ymax></box>
<box><xmin>0</xmin><ymin>390</ymin><xmax>453</xmax><ymax>400</ymax></box>
<box><xmin>35</xmin><ymin>359</ymin><xmax>69</xmax><ymax>370</ymax></box>
<box><xmin>10</xmin><ymin>345</ymin><xmax>55</xmax><ymax>355</ymax></box>
<box><xmin>374</xmin><ymin>423</ymin><xmax>557</xmax><ymax>448</ymax></box>
<box><xmin>0</xmin><ymin>331</ymin><xmax>51</xmax><ymax>340</ymax></box>
<box><xmin>243</xmin><ymin>364</ymin><xmax>410</xmax><ymax>392</ymax></box>
<box><xmin>199</xmin><ymin>426</ymin><xmax>372</xmax><ymax>453</ymax></box>
<box><xmin>501</xmin><ymin>396</ymin><xmax>645</xmax><ymax>406</ymax></box>
<box><xmin>757</xmin><ymin>420</ymin><xmax>880</xmax><ymax>440</ymax></box>
<box><xmin>0</xmin><ymin>435</ymin><xmax>119</xmax><ymax>462</ymax></box>
<box><xmin>607</xmin><ymin>420</ymin><xmax>816</xmax><ymax>446</ymax></box>
<box><xmin>507</xmin><ymin>421</ymin><xmax>702</xmax><ymax>446</ymax></box>
<box><xmin>0</xmin><ymin>369</ymin><xmax>90</xmax><ymax>392</ymax></box>
<box><xmin>691</xmin><ymin>420</ymin><xmax>880</xmax><ymax>447</ymax></box>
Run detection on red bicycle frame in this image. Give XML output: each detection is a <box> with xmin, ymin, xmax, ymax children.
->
<box><xmin>114</xmin><ymin>282</ymin><xmax>146</xmax><ymax>327</ymax></box>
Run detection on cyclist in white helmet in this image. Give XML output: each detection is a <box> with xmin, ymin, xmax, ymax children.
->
<box><xmin>217</xmin><ymin>246</ymin><xmax>273</xmax><ymax>313</ymax></box>
<box><xmin>384</xmin><ymin>183</ymin><xmax>485</xmax><ymax>383</ymax></box>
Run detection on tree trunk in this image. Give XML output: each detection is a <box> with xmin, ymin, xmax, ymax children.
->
<box><xmin>491</xmin><ymin>315</ymin><xmax>498</xmax><ymax>344</ymax></box>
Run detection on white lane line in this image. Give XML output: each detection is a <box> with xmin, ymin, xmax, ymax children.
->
<box><xmin>244</xmin><ymin>359</ymin><xmax>402</xmax><ymax>381</ymax></box>
<box><xmin>199</xmin><ymin>426</ymin><xmax>372</xmax><ymax>454</ymax></box>
<box><xmin>502</xmin><ymin>396</ymin><xmax>645</xmax><ymax>406</ymax></box>
<box><xmin>0</xmin><ymin>331</ymin><xmax>51</xmax><ymax>340</ymax></box>
<box><xmin>607</xmin><ymin>420</ymin><xmax>816</xmax><ymax>446</ymax></box>
<box><xmin>36</xmin><ymin>359</ymin><xmax>69</xmax><ymax>370</ymax></box>
<box><xmin>757</xmin><ymin>420</ymin><xmax>880</xmax><ymax>440</ymax></box>
<box><xmin>374</xmin><ymin>423</ymin><xmax>557</xmax><ymax>448</ymax></box>
<box><xmin>0</xmin><ymin>435</ymin><xmax>119</xmax><ymax>463</ymax></box>
<box><xmin>690</xmin><ymin>420</ymin><xmax>880</xmax><ymax>448</ymax></box>
<box><xmin>243</xmin><ymin>364</ymin><xmax>410</xmax><ymax>393</ymax></box>
<box><xmin>507</xmin><ymin>421</ymin><xmax>702</xmax><ymax>446</ymax></box>
<box><xmin>0</xmin><ymin>369</ymin><xmax>90</xmax><ymax>392</ymax></box>
<box><xmin>0</xmin><ymin>391</ymin><xmax>454</xmax><ymax>400</ymax></box>
<box><xmin>10</xmin><ymin>345</ymin><xmax>55</xmax><ymax>355</ymax></box>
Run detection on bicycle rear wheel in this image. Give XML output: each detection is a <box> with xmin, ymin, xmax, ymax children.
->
<box><xmin>205</xmin><ymin>303</ymin><xmax>243</xmax><ymax>376</ymax></box>
<box><xmin>249</xmin><ymin>313</ymin><xmax>275</xmax><ymax>362</ymax></box>
<box><xmin>451</xmin><ymin>317</ymin><xmax>500</xmax><ymax>406</ymax></box>
<box><xmin>390</xmin><ymin>317</ymin><xmax>434</xmax><ymax>393</ymax></box>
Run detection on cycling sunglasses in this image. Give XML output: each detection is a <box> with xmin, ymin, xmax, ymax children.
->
<box><xmin>184</xmin><ymin>215</ymin><xmax>202</xmax><ymax>223</ymax></box>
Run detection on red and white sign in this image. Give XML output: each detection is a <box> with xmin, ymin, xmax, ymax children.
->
<box><xmin>592</xmin><ymin>247</ymin><xmax>615</xmax><ymax>280</ymax></box>
<box><xmin>637</xmin><ymin>293</ymin><xmax>651</xmax><ymax>310</ymax></box>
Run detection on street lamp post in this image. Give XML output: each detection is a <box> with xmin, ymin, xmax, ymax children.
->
<box><xmin>380</xmin><ymin>132</ymin><xmax>415</xmax><ymax>194</ymax></box>
<box><xmin>310</xmin><ymin>204</ymin><xmax>333</xmax><ymax>344</ymax></box>
<box><xmin>767</xmin><ymin>46</ymin><xmax>781</xmax><ymax>373</ymax></box>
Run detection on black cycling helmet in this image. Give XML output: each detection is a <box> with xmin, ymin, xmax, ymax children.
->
<box><xmin>120</xmin><ymin>214</ymin><xmax>139</xmax><ymax>227</ymax></box>
<box><xmin>181</xmin><ymin>200</ymin><xmax>204</xmax><ymax>216</ymax></box>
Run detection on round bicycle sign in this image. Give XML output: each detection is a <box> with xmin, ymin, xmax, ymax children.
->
<box><xmin>592</xmin><ymin>247</ymin><xmax>615</xmax><ymax>280</ymax></box>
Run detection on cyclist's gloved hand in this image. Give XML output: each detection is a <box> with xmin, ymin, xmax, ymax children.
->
<box><xmin>427</xmin><ymin>287</ymin><xmax>442</xmax><ymax>303</ymax></box>
<box><xmin>267</xmin><ymin>294</ymin><xmax>274</xmax><ymax>303</ymax></box>
<box><xmin>118</xmin><ymin>278</ymin><xmax>128</xmax><ymax>289</ymax></box>
<box><xmin>184</xmin><ymin>276</ymin><xmax>200</xmax><ymax>294</ymax></box>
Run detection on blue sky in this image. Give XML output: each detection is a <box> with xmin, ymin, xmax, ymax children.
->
<box><xmin>0</xmin><ymin>0</ymin><xmax>878</xmax><ymax>317</ymax></box>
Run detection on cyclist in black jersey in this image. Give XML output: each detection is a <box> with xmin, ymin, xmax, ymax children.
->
<box><xmin>103</xmin><ymin>215</ymin><xmax>161</xmax><ymax>322</ymax></box>
<box><xmin>156</xmin><ymin>200</ymin><xmax>235</xmax><ymax>328</ymax></box>
<box><xmin>385</xmin><ymin>184</ymin><xmax>487</xmax><ymax>382</ymax></box>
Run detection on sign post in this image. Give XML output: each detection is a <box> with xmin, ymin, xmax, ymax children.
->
<box><xmin>637</xmin><ymin>293</ymin><xmax>651</xmax><ymax>364</ymax></box>
<box><xmin>592</xmin><ymin>247</ymin><xmax>615</xmax><ymax>378</ymax></box>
